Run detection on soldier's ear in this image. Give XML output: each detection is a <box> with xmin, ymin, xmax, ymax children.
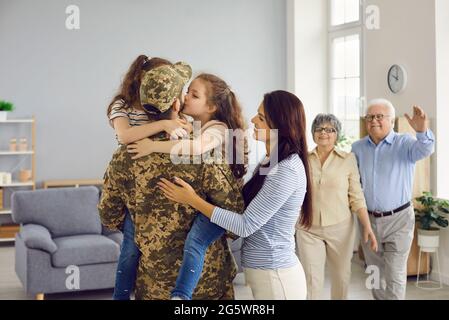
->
<box><xmin>172</xmin><ymin>98</ymin><xmax>181</xmax><ymax>113</ymax></box>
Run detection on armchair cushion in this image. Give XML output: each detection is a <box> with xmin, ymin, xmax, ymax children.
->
<box><xmin>51</xmin><ymin>234</ymin><xmax>120</xmax><ymax>268</ymax></box>
<box><xmin>19</xmin><ymin>224</ymin><xmax>58</xmax><ymax>253</ymax></box>
<box><xmin>12</xmin><ymin>187</ymin><xmax>102</xmax><ymax>237</ymax></box>
<box><xmin>106</xmin><ymin>232</ymin><xmax>123</xmax><ymax>246</ymax></box>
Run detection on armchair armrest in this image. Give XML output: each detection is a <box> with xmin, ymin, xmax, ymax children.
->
<box><xmin>101</xmin><ymin>224</ymin><xmax>121</xmax><ymax>236</ymax></box>
<box><xmin>102</xmin><ymin>225</ymin><xmax>123</xmax><ymax>245</ymax></box>
<box><xmin>20</xmin><ymin>224</ymin><xmax>58</xmax><ymax>253</ymax></box>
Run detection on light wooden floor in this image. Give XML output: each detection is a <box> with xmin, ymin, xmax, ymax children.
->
<box><xmin>1</xmin><ymin>243</ymin><xmax>449</xmax><ymax>300</ymax></box>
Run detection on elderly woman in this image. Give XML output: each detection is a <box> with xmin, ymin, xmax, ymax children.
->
<box><xmin>296</xmin><ymin>114</ymin><xmax>378</xmax><ymax>300</ymax></box>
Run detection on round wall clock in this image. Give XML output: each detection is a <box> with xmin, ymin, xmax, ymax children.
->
<box><xmin>387</xmin><ymin>64</ymin><xmax>407</xmax><ymax>94</ymax></box>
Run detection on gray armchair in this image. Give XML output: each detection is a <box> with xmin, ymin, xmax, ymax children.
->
<box><xmin>12</xmin><ymin>186</ymin><xmax>122</xmax><ymax>300</ymax></box>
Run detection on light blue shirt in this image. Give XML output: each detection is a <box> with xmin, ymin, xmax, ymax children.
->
<box><xmin>211</xmin><ymin>154</ymin><xmax>306</xmax><ymax>269</ymax></box>
<box><xmin>351</xmin><ymin>129</ymin><xmax>435</xmax><ymax>212</ymax></box>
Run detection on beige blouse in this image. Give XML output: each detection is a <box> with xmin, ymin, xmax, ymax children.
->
<box><xmin>308</xmin><ymin>147</ymin><xmax>367</xmax><ymax>227</ymax></box>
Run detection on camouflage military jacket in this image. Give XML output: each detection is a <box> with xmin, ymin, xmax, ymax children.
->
<box><xmin>98</xmin><ymin>143</ymin><xmax>245</xmax><ymax>300</ymax></box>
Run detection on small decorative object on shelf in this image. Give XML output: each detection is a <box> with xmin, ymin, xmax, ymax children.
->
<box><xmin>0</xmin><ymin>100</ymin><xmax>14</xmax><ymax>121</ymax></box>
<box><xmin>18</xmin><ymin>138</ymin><xmax>28</xmax><ymax>152</ymax></box>
<box><xmin>0</xmin><ymin>172</ymin><xmax>12</xmax><ymax>185</ymax></box>
<box><xmin>0</xmin><ymin>188</ymin><xmax>3</xmax><ymax>209</ymax></box>
<box><xmin>9</xmin><ymin>138</ymin><xmax>17</xmax><ymax>152</ymax></box>
<box><xmin>19</xmin><ymin>169</ymin><xmax>32</xmax><ymax>182</ymax></box>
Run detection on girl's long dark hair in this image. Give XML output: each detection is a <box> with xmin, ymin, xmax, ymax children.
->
<box><xmin>242</xmin><ymin>90</ymin><xmax>313</xmax><ymax>228</ymax></box>
<box><xmin>196</xmin><ymin>73</ymin><xmax>248</xmax><ymax>181</ymax></box>
<box><xmin>107</xmin><ymin>55</ymin><xmax>171</xmax><ymax>116</ymax></box>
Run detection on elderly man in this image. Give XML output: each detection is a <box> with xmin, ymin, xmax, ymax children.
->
<box><xmin>99</xmin><ymin>62</ymin><xmax>244</xmax><ymax>299</ymax></box>
<box><xmin>352</xmin><ymin>99</ymin><xmax>435</xmax><ymax>300</ymax></box>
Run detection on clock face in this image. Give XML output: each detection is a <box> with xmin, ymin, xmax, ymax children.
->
<box><xmin>388</xmin><ymin>64</ymin><xmax>407</xmax><ymax>94</ymax></box>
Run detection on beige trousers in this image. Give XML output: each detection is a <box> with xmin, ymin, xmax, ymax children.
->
<box><xmin>244</xmin><ymin>263</ymin><xmax>307</xmax><ymax>300</ymax></box>
<box><xmin>296</xmin><ymin>216</ymin><xmax>355</xmax><ymax>300</ymax></box>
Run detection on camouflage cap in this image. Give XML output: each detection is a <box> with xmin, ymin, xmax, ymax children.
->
<box><xmin>140</xmin><ymin>62</ymin><xmax>192</xmax><ymax>113</ymax></box>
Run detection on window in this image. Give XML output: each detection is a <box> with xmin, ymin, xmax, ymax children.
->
<box><xmin>329</xmin><ymin>0</ymin><xmax>362</xmax><ymax>142</ymax></box>
<box><xmin>331</xmin><ymin>0</ymin><xmax>360</xmax><ymax>26</ymax></box>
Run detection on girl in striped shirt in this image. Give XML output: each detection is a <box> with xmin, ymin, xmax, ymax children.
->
<box><xmin>107</xmin><ymin>56</ymin><xmax>191</xmax><ymax>144</ymax></box>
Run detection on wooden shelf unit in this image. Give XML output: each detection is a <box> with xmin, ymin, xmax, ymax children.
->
<box><xmin>0</xmin><ymin>117</ymin><xmax>36</xmax><ymax>242</ymax></box>
<box><xmin>42</xmin><ymin>179</ymin><xmax>104</xmax><ymax>189</ymax></box>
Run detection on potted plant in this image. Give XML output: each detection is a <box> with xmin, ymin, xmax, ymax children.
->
<box><xmin>0</xmin><ymin>100</ymin><xmax>15</xmax><ymax>121</ymax></box>
<box><xmin>415</xmin><ymin>191</ymin><xmax>449</xmax><ymax>252</ymax></box>
<box><xmin>336</xmin><ymin>132</ymin><xmax>356</xmax><ymax>153</ymax></box>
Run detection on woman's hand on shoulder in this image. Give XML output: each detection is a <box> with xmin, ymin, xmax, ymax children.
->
<box><xmin>157</xmin><ymin>177</ymin><xmax>196</xmax><ymax>205</ymax></box>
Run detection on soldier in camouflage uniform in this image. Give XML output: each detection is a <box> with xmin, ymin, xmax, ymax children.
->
<box><xmin>98</xmin><ymin>62</ymin><xmax>245</xmax><ymax>300</ymax></box>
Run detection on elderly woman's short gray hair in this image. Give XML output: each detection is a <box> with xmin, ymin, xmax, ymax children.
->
<box><xmin>311</xmin><ymin>113</ymin><xmax>342</xmax><ymax>142</ymax></box>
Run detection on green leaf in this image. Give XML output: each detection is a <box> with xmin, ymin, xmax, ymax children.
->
<box><xmin>430</xmin><ymin>211</ymin><xmax>440</xmax><ymax>220</ymax></box>
<box><xmin>0</xmin><ymin>100</ymin><xmax>14</xmax><ymax>112</ymax></box>
<box><xmin>439</xmin><ymin>206</ymin><xmax>449</xmax><ymax>214</ymax></box>
<box><xmin>415</xmin><ymin>192</ymin><xmax>449</xmax><ymax>229</ymax></box>
<box><xmin>436</xmin><ymin>217</ymin><xmax>449</xmax><ymax>228</ymax></box>
<box><xmin>416</xmin><ymin>196</ymin><xmax>425</xmax><ymax>203</ymax></box>
<box><xmin>420</xmin><ymin>215</ymin><xmax>432</xmax><ymax>230</ymax></box>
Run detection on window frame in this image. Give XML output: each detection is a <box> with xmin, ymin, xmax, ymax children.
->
<box><xmin>328</xmin><ymin>0</ymin><xmax>364</xmax><ymax>139</ymax></box>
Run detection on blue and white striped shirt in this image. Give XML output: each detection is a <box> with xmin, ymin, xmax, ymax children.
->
<box><xmin>211</xmin><ymin>154</ymin><xmax>307</xmax><ymax>269</ymax></box>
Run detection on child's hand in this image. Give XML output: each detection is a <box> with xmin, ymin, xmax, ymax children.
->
<box><xmin>163</xmin><ymin>119</ymin><xmax>192</xmax><ymax>140</ymax></box>
<box><xmin>127</xmin><ymin>138</ymin><xmax>154</xmax><ymax>159</ymax></box>
<box><xmin>178</xmin><ymin>118</ymin><xmax>193</xmax><ymax>134</ymax></box>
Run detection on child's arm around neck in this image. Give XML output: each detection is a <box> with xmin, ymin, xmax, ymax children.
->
<box><xmin>127</xmin><ymin>121</ymin><xmax>227</xmax><ymax>159</ymax></box>
<box><xmin>112</xmin><ymin>116</ymin><xmax>166</xmax><ymax>145</ymax></box>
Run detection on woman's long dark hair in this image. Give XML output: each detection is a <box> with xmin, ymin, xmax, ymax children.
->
<box><xmin>106</xmin><ymin>55</ymin><xmax>171</xmax><ymax>116</ymax></box>
<box><xmin>242</xmin><ymin>90</ymin><xmax>313</xmax><ymax>228</ymax></box>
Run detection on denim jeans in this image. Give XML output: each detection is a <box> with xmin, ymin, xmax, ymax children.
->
<box><xmin>171</xmin><ymin>213</ymin><xmax>225</xmax><ymax>300</ymax></box>
<box><xmin>113</xmin><ymin>208</ymin><xmax>141</xmax><ymax>300</ymax></box>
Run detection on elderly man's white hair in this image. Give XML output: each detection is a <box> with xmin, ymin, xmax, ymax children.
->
<box><xmin>366</xmin><ymin>98</ymin><xmax>396</xmax><ymax>123</ymax></box>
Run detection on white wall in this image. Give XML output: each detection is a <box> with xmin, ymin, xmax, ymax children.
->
<box><xmin>435</xmin><ymin>0</ymin><xmax>449</xmax><ymax>200</ymax></box>
<box><xmin>0</xmin><ymin>0</ymin><xmax>286</xmax><ymax>185</ymax></box>
<box><xmin>363</xmin><ymin>0</ymin><xmax>437</xmax><ymax>194</ymax></box>
<box><xmin>364</xmin><ymin>0</ymin><xmax>437</xmax><ymax>118</ymax></box>
<box><xmin>433</xmin><ymin>0</ymin><xmax>449</xmax><ymax>286</ymax></box>
<box><xmin>287</xmin><ymin>0</ymin><xmax>329</xmax><ymax>148</ymax></box>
